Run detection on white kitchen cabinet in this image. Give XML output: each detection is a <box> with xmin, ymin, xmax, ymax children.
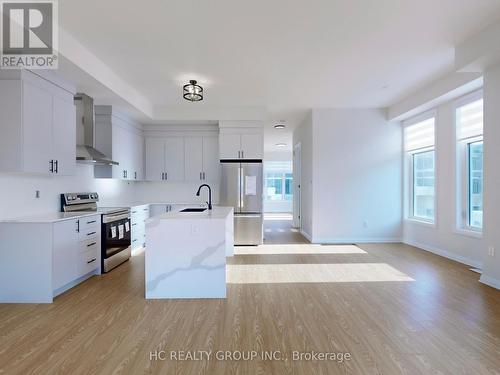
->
<box><xmin>219</xmin><ymin>133</ymin><xmax>241</xmax><ymax>159</ymax></box>
<box><xmin>164</xmin><ymin>138</ymin><xmax>185</xmax><ymax>181</ymax></box>
<box><xmin>53</xmin><ymin>215</ymin><xmax>100</xmax><ymax>293</ymax></box>
<box><xmin>184</xmin><ymin>137</ymin><xmax>204</xmax><ymax>182</ymax></box>
<box><xmin>202</xmin><ymin>136</ymin><xmax>220</xmax><ymax>182</ymax></box>
<box><xmin>0</xmin><ymin>214</ymin><xmax>100</xmax><ymax>303</ymax></box>
<box><xmin>52</xmin><ymin>94</ymin><xmax>77</xmax><ymax>175</ymax></box>
<box><xmin>145</xmin><ymin>138</ymin><xmax>165</xmax><ymax>181</ymax></box>
<box><xmin>131</xmin><ymin>205</ymin><xmax>150</xmax><ymax>251</ymax></box>
<box><xmin>52</xmin><ymin>219</ymin><xmax>79</xmax><ymax>290</ymax></box>
<box><xmin>0</xmin><ymin>71</ymin><xmax>76</xmax><ymax>176</ymax></box>
<box><xmin>219</xmin><ymin>129</ymin><xmax>263</xmax><ymax>160</ymax></box>
<box><xmin>145</xmin><ymin>137</ymin><xmax>185</xmax><ymax>181</ymax></box>
<box><xmin>94</xmin><ymin>106</ymin><xmax>144</xmax><ymax>180</ymax></box>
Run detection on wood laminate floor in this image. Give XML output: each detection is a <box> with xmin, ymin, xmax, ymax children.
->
<box><xmin>1</xmin><ymin>243</ymin><xmax>500</xmax><ymax>375</ymax></box>
<box><xmin>263</xmin><ymin>216</ymin><xmax>308</xmax><ymax>244</ymax></box>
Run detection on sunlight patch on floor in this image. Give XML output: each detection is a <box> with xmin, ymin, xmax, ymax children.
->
<box><xmin>234</xmin><ymin>244</ymin><xmax>367</xmax><ymax>255</ymax></box>
<box><xmin>263</xmin><ymin>213</ymin><xmax>293</xmax><ymax>220</ymax></box>
<box><xmin>227</xmin><ymin>263</ymin><xmax>415</xmax><ymax>284</ymax></box>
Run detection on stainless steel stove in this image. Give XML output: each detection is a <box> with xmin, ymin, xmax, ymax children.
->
<box><xmin>61</xmin><ymin>193</ymin><xmax>131</xmax><ymax>272</ymax></box>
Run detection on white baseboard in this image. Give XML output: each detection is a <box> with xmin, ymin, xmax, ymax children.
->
<box><xmin>299</xmin><ymin>229</ymin><xmax>312</xmax><ymax>242</ymax></box>
<box><xmin>403</xmin><ymin>239</ymin><xmax>482</xmax><ymax>269</ymax></box>
<box><xmin>479</xmin><ymin>275</ymin><xmax>500</xmax><ymax>290</ymax></box>
<box><xmin>313</xmin><ymin>237</ymin><xmax>402</xmax><ymax>244</ymax></box>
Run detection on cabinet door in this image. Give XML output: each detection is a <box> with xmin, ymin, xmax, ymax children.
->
<box><xmin>164</xmin><ymin>137</ymin><xmax>185</xmax><ymax>181</ymax></box>
<box><xmin>133</xmin><ymin>133</ymin><xmax>144</xmax><ymax>180</ymax></box>
<box><xmin>53</xmin><ymin>219</ymin><xmax>79</xmax><ymax>290</ymax></box>
<box><xmin>145</xmin><ymin>138</ymin><xmax>165</xmax><ymax>181</ymax></box>
<box><xmin>203</xmin><ymin>136</ymin><xmax>220</xmax><ymax>182</ymax></box>
<box><xmin>219</xmin><ymin>133</ymin><xmax>241</xmax><ymax>159</ymax></box>
<box><xmin>184</xmin><ymin>137</ymin><xmax>203</xmax><ymax>182</ymax></box>
<box><xmin>241</xmin><ymin>133</ymin><xmax>263</xmax><ymax>159</ymax></box>
<box><xmin>52</xmin><ymin>95</ymin><xmax>76</xmax><ymax>176</ymax></box>
<box><xmin>22</xmin><ymin>82</ymin><xmax>53</xmax><ymax>174</ymax></box>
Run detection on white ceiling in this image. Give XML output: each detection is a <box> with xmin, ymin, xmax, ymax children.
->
<box><xmin>59</xmin><ymin>0</ymin><xmax>500</xmax><ymax>151</ymax></box>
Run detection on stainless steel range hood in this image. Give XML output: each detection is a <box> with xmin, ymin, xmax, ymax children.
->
<box><xmin>74</xmin><ymin>93</ymin><xmax>119</xmax><ymax>166</ymax></box>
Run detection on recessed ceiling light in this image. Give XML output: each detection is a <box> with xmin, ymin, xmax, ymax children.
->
<box><xmin>275</xmin><ymin>143</ymin><xmax>287</xmax><ymax>147</ymax></box>
<box><xmin>274</xmin><ymin>124</ymin><xmax>286</xmax><ymax>129</ymax></box>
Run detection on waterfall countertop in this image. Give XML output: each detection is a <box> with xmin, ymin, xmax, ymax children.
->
<box><xmin>144</xmin><ymin>206</ymin><xmax>234</xmax><ymax>299</ymax></box>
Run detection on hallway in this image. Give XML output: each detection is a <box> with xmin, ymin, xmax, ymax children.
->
<box><xmin>263</xmin><ymin>213</ymin><xmax>308</xmax><ymax>244</ymax></box>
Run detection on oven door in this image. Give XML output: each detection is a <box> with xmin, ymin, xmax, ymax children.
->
<box><xmin>102</xmin><ymin>214</ymin><xmax>131</xmax><ymax>272</ymax></box>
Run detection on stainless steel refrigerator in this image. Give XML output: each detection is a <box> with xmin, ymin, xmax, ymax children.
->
<box><xmin>220</xmin><ymin>161</ymin><xmax>263</xmax><ymax>245</ymax></box>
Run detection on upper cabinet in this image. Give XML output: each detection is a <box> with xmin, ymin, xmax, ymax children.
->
<box><xmin>184</xmin><ymin>136</ymin><xmax>220</xmax><ymax>182</ymax></box>
<box><xmin>145</xmin><ymin>137</ymin><xmax>185</xmax><ymax>182</ymax></box>
<box><xmin>145</xmin><ymin>133</ymin><xmax>219</xmax><ymax>183</ymax></box>
<box><xmin>219</xmin><ymin>122</ymin><xmax>263</xmax><ymax>160</ymax></box>
<box><xmin>94</xmin><ymin>106</ymin><xmax>144</xmax><ymax>180</ymax></box>
<box><xmin>0</xmin><ymin>70</ymin><xmax>76</xmax><ymax>176</ymax></box>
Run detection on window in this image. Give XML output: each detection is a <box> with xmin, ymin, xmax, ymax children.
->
<box><xmin>456</xmin><ymin>94</ymin><xmax>483</xmax><ymax>231</ymax></box>
<box><xmin>264</xmin><ymin>162</ymin><xmax>293</xmax><ymax>202</ymax></box>
<box><xmin>404</xmin><ymin>115</ymin><xmax>436</xmax><ymax>222</ymax></box>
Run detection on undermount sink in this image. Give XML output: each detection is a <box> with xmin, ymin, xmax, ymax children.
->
<box><xmin>180</xmin><ymin>208</ymin><xmax>207</xmax><ymax>213</ymax></box>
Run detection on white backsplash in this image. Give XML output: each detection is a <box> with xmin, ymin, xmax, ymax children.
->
<box><xmin>0</xmin><ymin>165</ymin><xmax>219</xmax><ymax>219</ymax></box>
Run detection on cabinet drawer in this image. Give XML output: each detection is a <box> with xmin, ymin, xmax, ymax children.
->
<box><xmin>79</xmin><ymin>227</ymin><xmax>100</xmax><ymax>242</ymax></box>
<box><xmin>78</xmin><ymin>248</ymin><xmax>99</xmax><ymax>276</ymax></box>
<box><xmin>79</xmin><ymin>237</ymin><xmax>100</xmax><ymax>254</ymax></box>
<box><xmin>80</xmin><ymin>216</ymin><xmax>100</xmax><ymax>231</ymax></box>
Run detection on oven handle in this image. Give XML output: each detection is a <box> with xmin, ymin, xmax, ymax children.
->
<box><xmin>102</xmin><ymin>213</ymin><xmax>130</xmax><ymax>223</ymax></box>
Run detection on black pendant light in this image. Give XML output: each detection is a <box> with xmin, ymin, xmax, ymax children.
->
<box><xmin>183</xmin><ymin>80</ymin><xmax>203</xmax><ymax>102</ymax></box>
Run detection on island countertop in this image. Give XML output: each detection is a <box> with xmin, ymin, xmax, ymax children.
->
<box><xmin>147</xmin><ymin>206</ymin><xmax>233</xmax><ymax>222</ymax></box>
<box><xmin>144</xmin><ymin>206</ymin><xmax>234</xmax><ymax>299</ymax></box>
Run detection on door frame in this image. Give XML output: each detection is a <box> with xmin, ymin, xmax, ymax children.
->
<box><xmin>293</xmin><ymin>142</ymin><xmax>302</xmax><ymax>228</ymax></box>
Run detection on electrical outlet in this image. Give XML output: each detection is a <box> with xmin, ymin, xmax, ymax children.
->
<box><xmin>35</xmin><ymin>190</ymin><xmax>40</xmax><ymax>198</ymax></box>
<box><xmin>488</xmin><ymin>246</ymin><xmax>495</xmax><ymax>257</ymax></box>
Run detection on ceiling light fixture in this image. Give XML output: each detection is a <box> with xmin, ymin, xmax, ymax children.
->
<box><xmin>275</xmin><ymin>143</ymin><xmax>287</xmax><ymax>147</ymax></box>
<box><xmin>183</xmin><ymin>80</ymin><xmax>203</xmax><ymax>102</ymax></box>
<box><xmin>274</xmin><ymin>123</ymin><xmax>286</xmax><ymax>129</ymax></box>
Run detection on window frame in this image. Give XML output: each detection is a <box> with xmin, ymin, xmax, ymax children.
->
<box><xmin>454</xmin><ymin>90</ymin><xmax>483</xmax><ymax>234</ymax></box>
<box><xmin>403</xmin><ymin>110</ymin><xmax>437</xmax><ymax>225</ymax></box>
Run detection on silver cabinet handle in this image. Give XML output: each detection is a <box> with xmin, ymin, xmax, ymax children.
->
<box><xmin>203</xmin><ymin>172</ymin><xmax>206</xmax><ymax>180</ymax></box>
<box><xmin>54</xmin><ymin>160</ymin><xmax>58</xmax><ymax>173</ymax></box>
<box><xmin>49</xmin><ymin>160</ymin><xmax>54</xmax><ymax>173</ymax></box>
<box><xmin>86</xmin><ymin>220</ymin><xmax>96</xmax><ymax>224</ymax></box>
<box><xmin>87</xmin><ymin>231</ymin><xmax>97</xmax><ymax>236</ymax></box>
<box><xmin>76</xmin><ymin>220</ymin><xmax>80</xmax><ymax>233</ymax></box>
<box><xmin>87</xmin><ymin>258</ymin><xmax>96</xmax><ymax>264</ymax></box>
<box><xmin>87</xmin><ymin>242</ymin><xmax>97</xmax><ymax>247</ymax></box>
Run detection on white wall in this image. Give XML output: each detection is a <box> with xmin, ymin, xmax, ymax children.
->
<box><xmin>0</xmin><ymin>165</ymin><xmax>136</xmax><ymax>219</ymax></box>
<box><xmin>312</xmin><ymin>109</ymin><xmax>402</xmax><ymax>243</ymax></box>
<box><xmin>292</xmin><ymin>111</ymin><xmax>313</xmax><ymax>239</ymax></box>
<box><xmin>481</xmin><ymin>62</ymin><xmax>500</xmax><ymax>287</ymax></box>
<box><xmin>402</xmin><ymin>101</ymin><xmax>484</xmax><ymax>268</ymax></box>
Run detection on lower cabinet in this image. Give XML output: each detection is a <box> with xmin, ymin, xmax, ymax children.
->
<box><xmin>131</xmin><ymin>205</ymin><xmax>150</xmax><ymax>251</ymax></box>
<box><xmin>53</xmin><ymin>215</ymin><xmax>101</xmax><ymax>294</ymax></box>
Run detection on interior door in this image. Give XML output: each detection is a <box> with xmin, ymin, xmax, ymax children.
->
<box><xmin>184</xmin><ymin>137</ymin><xmax>203</xmax><ymax>182</ymax></box>
<box><xmin>145</xmin><ymin>138</ymin><xmax>165</xmax><ymax>181</ymax></box>
<box><xmin>220</xmin><ymin>162</ymin><xmax>241</xmax><ymax>211</ymax></box>
<box><xmin>240</xmin><ymin>162</ymin><xmax>263</xmax><ymax>213</ymax></box>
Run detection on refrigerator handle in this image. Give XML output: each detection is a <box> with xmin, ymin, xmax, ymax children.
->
<box><xmin>238</xmin><ymin>166</ymin><xmax>243</xmax><ymax>209</ymax></box>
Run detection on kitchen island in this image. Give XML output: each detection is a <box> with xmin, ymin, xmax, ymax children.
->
<box><xmin>145</xmin><ymin>206</ymin><xmax>233</xmax><ymax>299</ymax></box>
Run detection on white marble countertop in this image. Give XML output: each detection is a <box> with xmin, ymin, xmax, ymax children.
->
<box><xmin>148</xmin><ymin>206</ymin><xmax>233</xmax><ymax>221</ymax></box>
<box><xmin>0</xmin><ymin>211</ymin><xmax>100</xmax><ymax>224</ymax></box>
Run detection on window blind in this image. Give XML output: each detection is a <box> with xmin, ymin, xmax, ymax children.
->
<box><xmin>404</xmin><ymin>117</ymin><xmax>435</xmax><ymax>152</ymax></box>
<box><xmin>457</xmin><ymin>98</ymin><xmax>483</xmax><ymax>141</ymax></box>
